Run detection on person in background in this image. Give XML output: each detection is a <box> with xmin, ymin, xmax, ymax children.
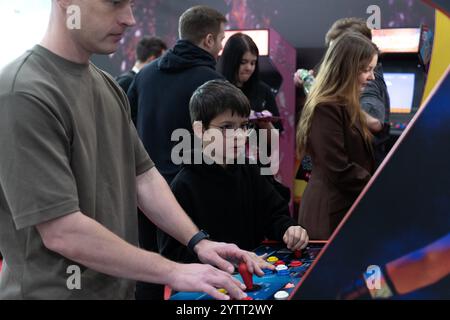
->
<box><xmin>218</xmin><ymin>32</ymin><xmax>283</xmax><ymax>133</ymax></box>
<box><xmin>116</xmin><ymin>36</ymin><xmax>167</xmax><ymax>125</ymax></box>
<box><xmin>325</xmin><ymin>18</ymin><xmax>390</xmax><ymax>166</ymax></box>
<box><xmin>295</xmin><ymin>17</ymin><xmax>390</xmax><ymax>167</ymax></box>
<box><xmin>218</xmin><ymin>33</ymin><xmax>286</xmax><ymax>197</ymax></box>
<box><xmin>296</xmin><ymin>32</ymin><xmax>378</xmax><ymax>240</ymax></box>
<box><xmin>116</xmin><ymin>36</ymin><xmax>167</xmax><ymax>299</ymax></box>
<box><xmin>127</xmin><ymin>5</ymin><xmax>227</xmax><ymax>300</ymax></box>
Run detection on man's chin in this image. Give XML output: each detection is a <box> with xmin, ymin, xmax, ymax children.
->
<box><xmin>94</xmin><ymin>43</ymin><xmax>120</xmax><ymax>56</ymax></box>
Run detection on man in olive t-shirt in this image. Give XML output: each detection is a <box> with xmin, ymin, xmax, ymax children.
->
<box><xmin>0</xmin><ymin>44</ymin><xmax>153</xmax><ymax>299</ymax></box>
<box><xmin>0</xmin><ymin>0</ymin><xmax>265</xmax><ymax>300</ymax></box>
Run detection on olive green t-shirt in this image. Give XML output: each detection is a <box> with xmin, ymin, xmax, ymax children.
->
<box><xmin>0</xmin><ymin>45</ymin><xmax>154</xmax><ymax>299</ymax></box>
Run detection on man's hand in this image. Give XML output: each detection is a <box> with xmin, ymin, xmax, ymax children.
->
<box><xmin>167</xmin><ymin>263</ymin><xmax>247</xmax><ymax>300</ymax></box>
<box><xmin>245</xmin><ymin>251</ymin><xmax>275</xmax><ymax>272</ymax></box>
<box><xmin>194</xmin><ymin>240</ymin><xmax>265</xmax><ymax>277</ymax></box>
<box><xmin>294</xmin><ymin>69</ymin><xmax>315</xmax><ymax>89</ymax></box>
<box><xmin>363</xmin><ymin>111</ymin><xmax>383</xmax><ymax>133</ymax></box>
<box><xmin>283</xmin><ymin>226</ymin><xmax>309</xmax><ymax>251</ymax></box>
<box><xmin>294</xmin><ymin>70</ymin><xmax>305</xmax><ymax>88</ymax></box>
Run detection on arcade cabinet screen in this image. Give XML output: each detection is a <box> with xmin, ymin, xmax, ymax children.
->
<box><xmin>372</xmin><ymin>28</ymin><xmax>421</xmax><ymax>54</ymax></box>
<box><xmin>220</xmin><ymin>30</ymin><xmax>270</xmax><ymax>56</ymax></box>
<box><xmin>384</xmin><ymin>73</ymin><xmax>416</xmax><ymax>114</ymax></box>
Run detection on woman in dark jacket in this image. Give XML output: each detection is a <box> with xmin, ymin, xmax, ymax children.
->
<box><xmin>218</xmin><ymin>32</ymin><xmax>283</xmax><ymax>132</ymax></box>
<box><xmin>296</xmin><ymin>32</ymin><xmax>378</xmax><ymax>240</ymax></box>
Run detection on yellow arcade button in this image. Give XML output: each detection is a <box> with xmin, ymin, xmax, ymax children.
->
<box><xmin>267</xmin><ymin>256</ymin><xmax>279</xmax><ymax>263</ymax></box>
<box><xmin>218</xmin><ymin>289</ymin><xmax>228</xmax><ymax>294</ymax></box>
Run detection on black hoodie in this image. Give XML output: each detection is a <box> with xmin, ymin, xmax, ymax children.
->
<box><xmin>157</xmin><ymin>154</ymin><xmax>298</xmax><ymax>264</ymax></box>
<box><xmin>128</xmin><ymin>40</ymin><xmax>223</xmax><ymax>182</ymax></box>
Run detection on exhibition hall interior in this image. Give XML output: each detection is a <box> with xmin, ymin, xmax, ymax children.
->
<box><xmin>0</xmin><ymin>0</ymin><xmax>449</xmax><ymax>301</ymax></box>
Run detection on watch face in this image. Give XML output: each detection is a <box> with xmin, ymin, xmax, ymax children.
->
<box><xmin>201</xmin><ymin>230</ymin><xmax>210</xmax><ymax>238</ymax></box>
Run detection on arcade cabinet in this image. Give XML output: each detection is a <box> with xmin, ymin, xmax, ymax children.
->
<box><xmin>291</xmin><ymin>5</ymin><xmax>449</xmax><ymax>300</ymax></box>
<box><xmin>170</xmin><ymin>241</ymin><xmax>327</xmax><ymax>300</ymax></box>
<box><xmin>292</xmin><ymin>66</ymin><xmax>450</xmax><ymax>300</ymax></box>
<box><xmin>371</xmin><ymin>27</ymin><xmax>432</xmax><ymax>144</ymax></box>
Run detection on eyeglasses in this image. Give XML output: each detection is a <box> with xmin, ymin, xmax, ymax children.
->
<box><xmin>208</xmin><ymin>123</ymin><xmax>255</xmax><ymax>134</ymax></box>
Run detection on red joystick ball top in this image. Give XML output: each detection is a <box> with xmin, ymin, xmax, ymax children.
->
<box><xmin>294</xmin><ymin>250</ymin><xmax>302</xmax><ymax>259</ymax></box>
<box><xmin>238</xmin><ymin>262</ymin><xmax>253</xmax><ymax>291</ymax></box>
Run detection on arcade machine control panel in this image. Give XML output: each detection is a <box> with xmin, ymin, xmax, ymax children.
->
<box><xmin>170</xmin><ymin>241</ymin><xmax>326</xmax><ymax>301</ymax></box>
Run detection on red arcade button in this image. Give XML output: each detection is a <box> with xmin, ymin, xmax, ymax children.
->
<box><xmin>290</xmin><ymin>260</ymin><xmax>303</xmax><ymax>267</ymax></box>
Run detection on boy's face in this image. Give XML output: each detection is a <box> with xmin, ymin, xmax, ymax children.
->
<box><xmin>203</xmin><ymin>109</ymin><xmax>250</xmax><ymax>163</ymax></box>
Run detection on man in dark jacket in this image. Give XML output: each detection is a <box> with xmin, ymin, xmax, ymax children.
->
<box><xmin>116</xmin><ymin>36</ymin><xmax>167</xmax><ymax>125</ymax></box>
<box><xmin>360</xmin><ymin>64</ymin><xmax>391</xmax><ymax>167</ymax></box>
<box><xmin>127</xmin><ymin>5</ymin><xmax>227</xmax><ymax>300</ymax></box>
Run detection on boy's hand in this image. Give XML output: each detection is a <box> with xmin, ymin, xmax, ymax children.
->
<box><xmin>283</xmin><ymin>226</ymin><xmax>309</xmax><ymax>251</ymax></box>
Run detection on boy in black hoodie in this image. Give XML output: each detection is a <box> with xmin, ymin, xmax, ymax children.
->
<box><xmin>158</xmin><ymin>80</ymin><xmax>309</xmax><ymax>264</ymax></box>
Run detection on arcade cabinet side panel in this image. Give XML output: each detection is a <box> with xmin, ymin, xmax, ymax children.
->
<box><xmin>269</xmin><ymin>28</ymin><xmax>296</xmax><ymax>195</ymax></box>
<box><xmin>422</xmin><ymin>10</ymin><xmax>450</xmax><ymax>102</ymax></box>
<box><xmin>422</xmin><ymin>0</ymin><xmax>450</xmax><ymax>18</ymax></box>
<box><xmin>292</xmin><ymin>68</ymin><xmax>450</xmax><ymax>299</ymax></box>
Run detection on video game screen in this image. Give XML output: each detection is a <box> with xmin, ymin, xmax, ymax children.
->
<box><xmin>384</xmin><ymin>72</ymin><xmax>416</xmax><ymax>114</ymax></box>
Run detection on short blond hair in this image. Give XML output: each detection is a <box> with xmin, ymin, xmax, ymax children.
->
<box><xmin>179</xmin><ymin>6</ymin><xmax>227</xmax><ymax>45</ymax></box>
<box><xmin>325</xmin><ymin>17</ymin><xmax>372</xmax><ymax>46</ymax></box>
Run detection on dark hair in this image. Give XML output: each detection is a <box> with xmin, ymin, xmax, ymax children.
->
<box><xmin>136</xmin><ymin>36</ymin><xmax>167</xmax><ymax>62</ymax></box>
<box><xmin>218</xmin><ymin>33</ymin><xmax>260</xmax><ymax>95</ymax></box>
<box><xmin>179</xmin><ymin>6</ymin><xmax>227</xmax><ymax>45</ymax></box>
<box><xmin>325</xmin><ymin>17</ymin><xmax>372</xmax><ymax>46</ymax></box>
<box><xmin>190</xmin><ymin>80</ymin><xmax>251</xmax><ymax>128</ymax></box>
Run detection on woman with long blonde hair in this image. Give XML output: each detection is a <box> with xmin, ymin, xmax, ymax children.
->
<box><xmin>296</xmin><ymin>32</ymin><xmax>378</xmax><ymax>239</ymax></box>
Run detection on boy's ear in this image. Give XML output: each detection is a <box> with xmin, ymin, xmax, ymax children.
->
<box><xmin>192</xmin><ymin>121</ymin><xmax>204</xmax><ymax>139</ymax></box>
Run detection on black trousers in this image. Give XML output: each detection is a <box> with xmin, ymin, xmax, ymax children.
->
<box><xmin>135</xmin><ymin>172</ymin><xmax>176</xmax><ymax>300</ymax></box>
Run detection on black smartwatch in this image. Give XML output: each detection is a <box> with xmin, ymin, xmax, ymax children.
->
<box><xmin>187</xmin><ymin>230</ymin><xmax>210</xmax><ymax>254</ymax></box>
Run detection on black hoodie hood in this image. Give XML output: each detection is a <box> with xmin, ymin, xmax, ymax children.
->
<box><xmin>158</xmin><ymin>40</ymin><xmax>217</xmax><ymax>72</ymax></box>
<box><xmin>178</xmin><ymin>149</ymin><xmax>241</xmax><ymax>182</ymax></box>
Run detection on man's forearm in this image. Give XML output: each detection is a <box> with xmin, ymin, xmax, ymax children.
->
<box><xmin>37</xmin><ymin>212</ymin><xmax>179</xmax><ymax>285</ymax></box>
<box><xmin>364</xmin><ymin>111</ymin><xmax>383</xmax><ymax>133</ymax></box>
<box><xmin>137</xmin><ymin>168</ymin><xmax>199</xmax><ymax>246</ymax></box>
